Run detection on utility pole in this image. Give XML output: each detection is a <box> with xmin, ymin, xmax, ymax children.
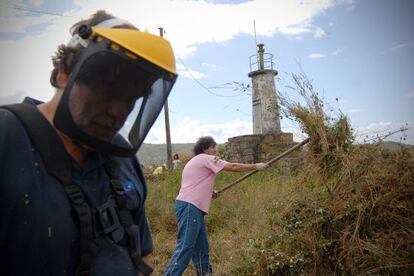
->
<box><xmin>158</xmin><ymin>27</ymin><xmax>173</xmax><ymax>170</ymax></box>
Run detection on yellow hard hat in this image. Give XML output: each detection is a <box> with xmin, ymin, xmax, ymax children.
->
<box><xmin>93</xmin><ymin>27</ymin><xmax>177</xmax><ymax>76</ymax></box>
<box><xmin>55</xmin><ymin>21</ymin><xmax>178</xmax><ymax>157</ymax></box>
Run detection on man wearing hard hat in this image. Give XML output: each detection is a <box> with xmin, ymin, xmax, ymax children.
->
<box><xmin>0</xmin><ymin>10</ymin><xmax>177</xmax><ymax>276</ymax></box>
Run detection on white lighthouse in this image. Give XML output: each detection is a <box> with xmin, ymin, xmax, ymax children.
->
<box><xmin>248</xmin><ymin>43</ymin><xmax>281</xmax><ymax>135</ymax></box>
<box><xmin>225</xmin><ymin>43</ymin><xmax>296</xmax><ymax>165</ymax></box>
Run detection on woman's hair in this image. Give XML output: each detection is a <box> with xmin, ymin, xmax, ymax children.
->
<box><xmin>173</xmin><ymin>153</ymin><xmax>179</xmax><ymax>160</ymax></box>
<box><xmin>193</xmin><ymin>136</ymin><xmax>216</xmax><ymax>155</ymax></box>
<box><xmin>50</xmin><ymin>10</ymin><xmax>137</xmax><ymax>88</ymax></box>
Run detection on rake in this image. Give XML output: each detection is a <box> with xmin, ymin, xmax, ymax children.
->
<box><xmin>216</xmin><ymin>137</ymin><xmax>310</xmax><ymax>195</ymax></box>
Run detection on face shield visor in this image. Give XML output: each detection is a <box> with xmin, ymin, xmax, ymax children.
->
<box><xmin>54</xmin><ymin>28</ymin><xmax>177</xmax><ymax>157</ymax></box>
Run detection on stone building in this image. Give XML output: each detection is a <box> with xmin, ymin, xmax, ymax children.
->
<box><xmin>225</xmin><ymin>44</ymin><xmax>300</xmax><ymax>170</ymax></box>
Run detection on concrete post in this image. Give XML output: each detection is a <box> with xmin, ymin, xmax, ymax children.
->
<box><xmin>248</xmin><ymin>44</ymin><xmax>281</xmax><ymax>135</ymax></box>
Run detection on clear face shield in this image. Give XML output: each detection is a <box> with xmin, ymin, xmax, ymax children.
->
<box><xmin>54</xmin><ymin>36</ymin><xmax>176</xmax><ymax>157</ymax></box>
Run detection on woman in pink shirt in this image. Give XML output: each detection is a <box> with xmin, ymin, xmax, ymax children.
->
<box><xmin>164</xmin><ymin>136</ymin><xmax>268</xmax><ymax>275</ymax></box>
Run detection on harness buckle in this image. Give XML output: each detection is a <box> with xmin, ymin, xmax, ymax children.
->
<box><xmin>65</xmin><ymin>184</ymin><xmax>85</xmax><ymax>205</ymax></box>
<box><xmin>95</xmin><ymin>196</ymin><xmax>125</xmax><ymax>242</ymax></box>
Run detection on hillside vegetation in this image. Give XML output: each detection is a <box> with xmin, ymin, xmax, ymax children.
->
<box><xmin>137</xmin><ymin>143</ymin><xmax>194</xmax><ymax>166</ymax></box>
<box><xmin>145</xmin><ymin>74</ymin><xmax>414</xmax><ymax>275</ymax></box>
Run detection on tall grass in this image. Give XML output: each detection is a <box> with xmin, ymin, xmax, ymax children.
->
<box><xmin>145</xmin><ymin>74</ymin><xmax>414</xmax><ymax>275</ymax></box>
<box><xmin>146</xmin><ymin>168</ymin><xmax>293</xmax><ymax>275</ymax></box>
<box><xmin>247</xmin><ymin>73</ymin><xmax>414</xmax><ymax>275</ymax></box>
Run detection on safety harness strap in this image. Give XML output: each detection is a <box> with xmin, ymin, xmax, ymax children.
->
<box><xmin>3</xmin><ymin>103</ymin><xmax>153</xmax><ymax>275</ymax></box>
<box><xmin>2</xmin><ymin>103</ymin><xmax>97</xmax><ymax>276</ymax></box>
<box><xmin>104</xmin><ymin>161</ymin><xmax>154</xmax><ymax>275</ymax></box>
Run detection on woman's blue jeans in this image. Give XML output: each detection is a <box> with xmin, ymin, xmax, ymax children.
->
<box><xmin>164</xmin><ymin>200</ymin><xmax>212</xmax><ymax>276</ymax></box>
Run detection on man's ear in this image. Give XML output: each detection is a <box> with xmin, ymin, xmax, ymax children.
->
<box><xmin>56</xmin><ymin>66</ymin><xmax>70</xmax><ymax>88</ymax></box>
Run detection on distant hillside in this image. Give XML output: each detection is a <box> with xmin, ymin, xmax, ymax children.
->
<box><xmin>381</xmin><ymin>140</ymin><xmax>414</xmax><ymax>151</ymax></box>
<box><xmin>137</xmin><ymin>140</ymin><xmax>413</xmax><ymax>166</ymax></box>
<box><xmin>137</xmin><ymin>143</ymin><xmax>194</xmax><ymax>166</ymax></box>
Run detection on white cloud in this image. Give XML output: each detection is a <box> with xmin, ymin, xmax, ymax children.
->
<box><xmin>405</xmin><ymin>91</ymin><xmax>414</xmax><ymax>97</ymax></box>
<box><xmin>29</xmin><ymin>0</ymin><xmax>44</xmax><ymax>6</ymax></box>
<box><xmin>355</xmin><ymin>121</ymin><xmax>413</xmax><ymax>144</ymax></box>
<box><xmin>0</xmin><ymin>0</ymin><xmax>352</xmax><ymax>104</ymax></box>
<box><xmin>313</xmin><ymin>26</ymin><xmax>326</xmax><ymax>38</ymax></box>
<box><xmin>201</xmin><ymin>62</ymin><xmax>223</xmax><ymax>70</ymax></box>
<box><xmin>309</xmin><ymin>53</ymin><xmax>327</xmax><ymax>59</ymax></box>
<box><xmin>309</xmin><ymin>48</ymin><xmax>341</xmax><ymax>59</ymax></box>
<box><xmin>0</xmin><ymin>7</ymin><xmax>55</xmax><ymax>33</ymax></box>
<box><xmin>145</xmin><ymin>117</ymin><xmax>252</xmax><ymax>144</ymax></box>
<box><xmin>176</xmin><ymin>63</ymin><xmax>207</xmax><ymax>79</ymax></box>
<box><xmin>283</xmin><ymin>120</ymin><xmax>414</xmax><ymax>145</ymax></box>
<box><xmin>2</xmin><ymin>0</ymin><xmax>351</xmax><ymax>53</ymax></box>
<box><xmin>0</xmin><ymin>14</ymin><xmax>75</xmax><ymax>101</ymax></box>
<box><xmin>145</xmin><ymin>117</ymin><xmax>312</xmax><ymax>144</ymax></box>
<box><xmin>146</xmin><ymin>119</ymin><xmax>414</xmax><ymax>146</ymax></box>
<box><xmin>390</xmin><ymin>42</ymin><xmax>411</xmax><ymax>51</ymax></box>
<box><xmin>346</xmin><ymin>108</ymin><xmax>364</xmax><ymax>113</ymax></box>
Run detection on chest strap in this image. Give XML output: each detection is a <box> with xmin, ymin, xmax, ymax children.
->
<box><xmin>3</xmin><ymin>103</ymin><xmax>96</xmax><ymax>275</ymax></box>
<box><xmin>2</xmin><ymin>103</ymin><xmax>152</xmax><ymax>275</ymax></box>
<box><xmin>104</xmin><ymin>160</ymin><xmax>153</xmax><ymax>275</ymax></box>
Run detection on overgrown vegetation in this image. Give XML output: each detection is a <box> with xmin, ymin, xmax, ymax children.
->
<box><xmin>145</xmin><ymin>74</ymin><xmax>414</xmax><ymax>275</ymax></box>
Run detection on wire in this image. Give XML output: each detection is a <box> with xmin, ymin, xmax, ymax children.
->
<box><xmin>177</xmin><ymin>55</ymin><xmax>244</xmax><ymax>98</ymax></box>
<box><xmin>222</xmin><ymin>98</ymin><xmax>246</xmax><ymax>110</ymax></box>
<box><xmin>1</xmin><ymin>4</ymin><xmax>80</xmax><ymax>19</ymax></box>
<box><xmin>235</xmin><ymin>108</ymin><xmax>250</xmax><ymax>116</ymax></box>
<box><xmin>1</xmin><ymin>6</ymin><xmax>248</xmax><ymax>100</ymax></box>
<box><xmin>208</xmin><ymin>81</ymin><xmax>251</xmax><ymax>93</ymax></box>
<box><xmin>355</xmin><ymin>127</ymin><xmax>409</xmax><ymax>139</ymax></box>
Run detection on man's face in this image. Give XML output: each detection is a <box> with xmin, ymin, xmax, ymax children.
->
<box><xmin>68</xmin><ymin>81</ymin><xmax>146</xmax><ymax>142</ymax></box>
<box><xmin>67</xmin><ymin>52</ymin><xmax>154</xmax><ymax>142</ymax></box>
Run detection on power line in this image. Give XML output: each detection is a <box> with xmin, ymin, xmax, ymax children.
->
<box><xmin>208</xmin><ymin>81</ymin><xmax>251</xmax><ymax>93</ymax></box>
<box><xmin>222</xmin><ymin>98</ymin><xmax>245</xmax><ymax>110</ymax></box>
<box><xmin>235</xmin><ymin>108</ymin><xmax>250</xmax><ymax>116</ymax></box>
<box><xmin>1</xmin><ymin>4</ymin><xmax>80</xmax><ymax>19</ymax></box>
<box><xmin>3</xmin><ymin>4</ymin><xmax>247</xmax><ymax>100</ymax></box>
<box><xmin>177</xmin><ymin>55</ymin><xmax>245</xmax><ymax>98</ymax></box>
<box><xmin>359</xmin><ymin>127</ymin><xmax>409</xmax><ymax>143</ymax></box>
<box><xmin>170</xmin><ymin>23</ymin><xmax>250</xmax><ymax>99</ymax></box>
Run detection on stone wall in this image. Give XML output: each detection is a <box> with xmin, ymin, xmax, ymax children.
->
<box><xmin>225</xmin><ymin>132</ymin><xmax>304</xmax><ymax>174</ymax></box>
<box><xmin>226</xmin><ymin>134</ymin><xmax>262</xmax><ymax>163</ymax></box>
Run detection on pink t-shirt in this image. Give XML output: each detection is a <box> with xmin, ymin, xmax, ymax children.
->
<box><xmin>176</xmin><ymin>154</ymin><xmax>227</xmax><ymax>214</ymax></box>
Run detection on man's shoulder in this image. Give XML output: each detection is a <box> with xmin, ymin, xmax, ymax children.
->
<box><xmin>116</xmin><ymin>156</ymin><xmax>141</xmax><ymax>171</ymax></box>
<box><xmin>0</xmin><ymin>106</ymin><xmax>25</xmax><ymax>134</ymax></box>
<box><xmin>0</xmin><ymin>100</ymin><xmax>40</xmax><ymax>130</ymax></box>
<box><xmin>0</xmin><ymin>106</ymin><xmax>17</xmax><ymax>119</ymax></box>
<box><xmin>116</xmin><ymin>156</ymin><xmax>146</xmax><ymax>183</ymax></box>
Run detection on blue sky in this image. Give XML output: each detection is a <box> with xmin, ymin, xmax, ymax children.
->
<box><xmin>0</xmin><ymin>0</ymin><xmax>413</xmax><ymax>144</ymax></box>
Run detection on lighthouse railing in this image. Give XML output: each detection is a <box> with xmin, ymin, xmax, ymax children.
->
<box><xmin>249</xmin><ymin>53</ymin><xmax>274</xmax><ymax>72</ymax></box>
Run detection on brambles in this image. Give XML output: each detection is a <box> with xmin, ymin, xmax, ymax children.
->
<box><xmin>247</xmin><ymin>73</ymin><xmax>414</xmax><ymax>275</ymax></box>
<box><xmin>279</xmin><ymin>73</ymin><xmax>354</xmax><ymax>176</ymax></box>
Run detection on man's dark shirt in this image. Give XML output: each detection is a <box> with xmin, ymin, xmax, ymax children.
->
<box><xmin>0</xmin><ymin>99</ymin><xmax>153</xmax><ymax>276</ymax></box>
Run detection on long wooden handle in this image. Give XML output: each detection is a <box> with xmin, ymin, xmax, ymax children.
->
<box><xmin>216</xmin><ymin>137</ymin><xmax>310</xmax><ymax>194</ymax></box>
